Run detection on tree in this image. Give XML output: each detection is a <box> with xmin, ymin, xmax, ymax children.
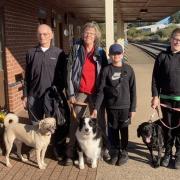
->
<box><xmin>169</xmin><ymin>11</ymin><xmax>180</xmax><ymax>24</ymax></box>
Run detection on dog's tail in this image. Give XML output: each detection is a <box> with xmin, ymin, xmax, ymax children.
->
<box><xmin>4</xmin><ymin>113</ymin><xmax>19</xmax><ymax>127</ymax></box>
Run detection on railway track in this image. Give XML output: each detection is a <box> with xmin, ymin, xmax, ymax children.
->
<box><xmin>131</xmin><ymin>42</ymin><xmax>169</xmax><ymax>59</ymax></box>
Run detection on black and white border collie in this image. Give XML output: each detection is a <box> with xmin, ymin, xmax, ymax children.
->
<box><xmin>75</xmin><ymin>117</ymin><xmax>103</xmax><ymax>169</ymax></box>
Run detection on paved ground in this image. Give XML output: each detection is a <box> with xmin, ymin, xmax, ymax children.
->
<box><xmin>0</xmin><ymin>44</ymin><xmax>179</xmax><ymax>180</ymax></box>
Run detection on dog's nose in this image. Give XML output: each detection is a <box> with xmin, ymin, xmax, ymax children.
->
<box><xmin>85</xmin><ymin>128</ymin><xmax>89</xmax><ymax>132</ymax></box>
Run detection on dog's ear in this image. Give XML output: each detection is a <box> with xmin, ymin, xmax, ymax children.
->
<box><xmin>91</xmin><ymin>118</ymin><xmax>97</xmax><ymax>121</ymax></box>
<box><xmin>91</xmin><ymin>118</ymin><xmax>97</xmax><ymax>125</ymax></box>
<box><xmin>38</xmin><ymin>120</ymin><xmax>45</xmax><ymax>130</ymax></box>
<box><xmin>78</xmin><ymin>117</ymin><xmax>84</xmax><ymax>124</ymax></box>
<box><xmin>78</xmin><ymin>117</ymin><xmax>84</xmax><ymax>131</ymax></box>
<box><xmin>137</xmin><ymin>125</ymin><xmax>141</xmax><ymax>137</ymax></box>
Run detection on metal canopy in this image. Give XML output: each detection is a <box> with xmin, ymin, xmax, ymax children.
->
<box><xmin>57</xmin><ymin>0</ymin><xmax>180</xmax><ymax>22</ymax></box>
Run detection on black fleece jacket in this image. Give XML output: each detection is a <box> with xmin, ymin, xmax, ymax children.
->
<box><xmin>24</xmin><ymin>46</ymin><xmax>67</xmax><ymax>98</ymax></box>
<box><xmin>94</xmin><ymin>63</ymin><xmax>136</xmax><ymax>111</ymax></box>
<box><xmin>152</xmin><ymin>47</ymin><xmax>180</xmax><ymax>97</ymax></box>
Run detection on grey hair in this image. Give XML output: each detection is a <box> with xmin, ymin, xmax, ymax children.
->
<box><xmin>171</xmin><ymin>27</ymin><xmax>180</xmax><ymax>38</ymax></box>
<box><xmin>37</xmin><ymin>24</ymin><xmax>53</xmax><ymax>35</ymax></box>
<box><xmin>82</xmin><ymin>21</ymin><xmax>102</xmax><ymax>46</ymax></box>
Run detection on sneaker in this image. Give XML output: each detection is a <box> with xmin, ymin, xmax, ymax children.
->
<box><xmin>117</xmin><ymin>150</ymin><xmax>128</xmax><ymax>166</ymax></box>
<box><xmin>64</xmin><ymin>158</ymin><xmax>73</xmax><ymax>166</ymax></box>
<box><xmin>161</xmin><ymin>155</ymin><xmax>171</xmax><ymax>167</ymax></box>
<box><xmin>103</xmin><ymin>149</ymin><xmax>111</xmax><ymax>161</ymax></box>
<box><xmin>109</xmin><ymin>155</ymin><xmax>118</xmax><ymax>165</ymax></box>
<box><xmin>175</xmin><ymin>156</ymin><xmax>180</xmax><ymax>169</ymax></box>
<box><xmin>108</xmin><ymin>149</ymin><xmax>119</xmax><ymax>165</ymax></box>
<box><xmin>53</xmin><ymin>147</ymin><xmax>63</xmax><ymax>162</ymax></box>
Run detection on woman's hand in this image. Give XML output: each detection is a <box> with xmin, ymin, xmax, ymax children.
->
<box><xmin>22</xmin><ymin>97</ymin><xmax>27</xmax><ymax>110</ymax></box>
<box><xmin>69</xmin><ymin>96</ymin><xmax>76</xmax><ymax>104</ymax></box>
<box><xmin>91</xmin><ymin>109</ymin><xmax>97</xmax><ymax>118</ymax></box>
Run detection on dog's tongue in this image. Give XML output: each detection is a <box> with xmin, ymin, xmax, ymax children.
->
<box><xmin>146</xmin><ymin>137</ymin><xmax>151</xmax><ymax>143</ymax></box>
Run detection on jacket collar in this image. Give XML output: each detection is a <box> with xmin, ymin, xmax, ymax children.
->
<box><xmin>35</xmin><ymin>44</ymin><xmax>53</xmax><ymax>52</ymax></box>
<box><xmin>80</xmin><ymin>39</ymin><xmax>102</xmax><ymax>58</ymax></box>
<box><xmin>166</xmin><ymin>46</ymin><xmax>180</xmax><ymax>54</ymax></box>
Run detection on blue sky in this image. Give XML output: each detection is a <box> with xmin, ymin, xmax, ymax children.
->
<box><xmin>156</xmin><ymin>16</ymin><xmax>170</xmax><ymax>25</ymax></box>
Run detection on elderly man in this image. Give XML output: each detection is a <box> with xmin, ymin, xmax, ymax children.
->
<box><xmin>23</xmin><ymin>24</ymin><xmax>69</xmax><ymax>160</ymax></box>
<box><xmin>151</xmin><ymin>28</ymin><xmax>180</xmax><ymax>169</ymax></box>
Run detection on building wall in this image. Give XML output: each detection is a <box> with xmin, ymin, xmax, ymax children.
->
<box><xmin>3</xmin><ymin>0</ymin><xmax>71</xmax><ymax>113</ymax></box>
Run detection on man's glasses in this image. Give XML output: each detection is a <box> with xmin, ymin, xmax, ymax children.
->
<box><xmin>172</xmin><ymin>37</ymin><xmax>180</xmax><ymax>43</ymax></box>
<box><xmin>38</xmin><ymin>33</ymin><xmax>50</xmax><ymax>37</ymax></box>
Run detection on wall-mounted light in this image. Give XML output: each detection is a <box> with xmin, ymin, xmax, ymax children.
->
<box><xmin>140</xmin><ymin>9</ymin><xmax>148</xmax><ymax>14</ymax></box>
<box><xmin>64</xmin><ymin>29</ymin><xmax>69</xmax><ymax>37</ymax></box>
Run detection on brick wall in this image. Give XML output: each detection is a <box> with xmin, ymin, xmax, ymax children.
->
<box><xmin>3</xmin><ymin>0</ymin><xmax>70</xmax><ymax>113</ymax></box>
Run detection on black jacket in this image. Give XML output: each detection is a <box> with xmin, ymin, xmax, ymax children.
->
<box><xmin>44</xmin><ymin>86</ymin><xmax>70</xmax><ymax>126</ymax></box>
<box><xmin>94</xmin><ymin>63</ymin><xmax>136</xmax><ymax>111</ymax></box>
<box><xmin>24</xmin><ymin>45</ymin><xmax>67</xmax><ymax>98</ymax></box>
<box><xmin>152</xmin><ymin>47</ymin><xmax>180</xmax><ymax>97</ymax></box>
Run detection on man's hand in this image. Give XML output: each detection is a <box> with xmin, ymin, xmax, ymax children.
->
<box><xmin>129</xmin><ymin>112</ymin><xmax>136</xmax><ymax>119</ymax></box>
<box><xmin>151</xmin><ymin>96</ymin><xmax>159</xmax><ymax>109</ymax></box>
<box><xmin>22</xmin><ymin>97</ymin><xmax>27</xmax><ymax>110</ymax></box>
<box><xmin>91</xmin><ymin>109</ymin><xmax>97</xmax><ymax>118</ymax></box>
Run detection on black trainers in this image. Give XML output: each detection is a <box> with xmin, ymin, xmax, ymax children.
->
<box><xmin>64</xmin><ymin>158</ymin><xmax>73</xmax><ymax>166</ymax></box>
<box><xmin>117</xmin><ymin>150</ymin><xmax>129</xmax><ymax>166</ymax></box>
<box><xmin>109</xmin><ymin>155</ymin><xmax>118</xmax><ymax>165</ymax></box>
<box><xmin>108</xmin><ymin>149</ymin><xmax>119</xmax><ymax>165</ymax></box>
<box><xmin>103</xmin><ymin>149</ymin><xmax>111</xmax><ymax>161</ymax></box>
<box><xmin>53</xmin><ymin>147</ymin><xmax>63</xmax><ymax>162</ymax></box>
<box><xmin>175</xmin><ymin>156</ymin><xmax>180</xmax><ymax>169</ymax></box>
<box><xmin>161</xmin><ymin>155</ymin><xmax>171</xmax><ymax>167</ymax></box>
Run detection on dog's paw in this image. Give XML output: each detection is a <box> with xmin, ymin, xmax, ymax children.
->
<box><xmin>79</xmin><ymin>164</ymin><xmax>85</xmax><ymax>169</ymax></box>
<box><xmin>21</xmin><ymin>157</ymin><xmax>28</xmax><ymax>162</ymax></box>
<box><xmin>91</xmin><ymin>163</ymin><xmax>97</xmax><ymax>168</ymax></box>
<box><xmin>39</xmin><ymin>165</ymin><xmax>46</xmax><ymax>170</ymax></box>
<box><xmin>6</xmin><ymin>163</ymin><xmax>12</xmax><ymax>168</ymax></box>
<box><xmin>42</xmin><ymin>162</ymin><xmax>47</xmax><ymax>167</ymax></box>
<box><xmin>74</xmin><ymin>160</ymin><xmax>79</xmax><ymax>165</ymax></box>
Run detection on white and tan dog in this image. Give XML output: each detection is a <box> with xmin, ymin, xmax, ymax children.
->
<box><xmin>3</xmin><ymin>113</ymin><xmax>56</xmax><ymax>169</ymax></box>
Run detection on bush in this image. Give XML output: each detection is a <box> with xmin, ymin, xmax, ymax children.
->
<box><xmin>127</xmin><ymin>24</ymin><xmax>179</xmax><ymax>42</ymax></box>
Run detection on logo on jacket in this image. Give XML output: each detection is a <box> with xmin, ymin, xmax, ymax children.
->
<box><xmin>111</xmin><ymin>72</ymin><xmax>121</xmax><ymax>80</ymax></box>
<box><xmin>50</xmin><ymin>57</ymin><xmax>57</xmax><ymax>60</ymax></box>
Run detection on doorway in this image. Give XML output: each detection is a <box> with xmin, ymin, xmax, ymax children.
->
<box><xmin>58</xmin><ymin>23</ymin><xmax>63</xmax><ymax>48</ymax></box>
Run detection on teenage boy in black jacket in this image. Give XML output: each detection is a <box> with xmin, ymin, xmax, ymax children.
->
<box><xmin>91</xmin><ymin>44</ymin><xmax>136</xmax><ymax>166</ymax></box>
<box><xmin>151</xmin><ymin>28</ymin><xmax>180</xmax><ymax>169</ymax></box>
